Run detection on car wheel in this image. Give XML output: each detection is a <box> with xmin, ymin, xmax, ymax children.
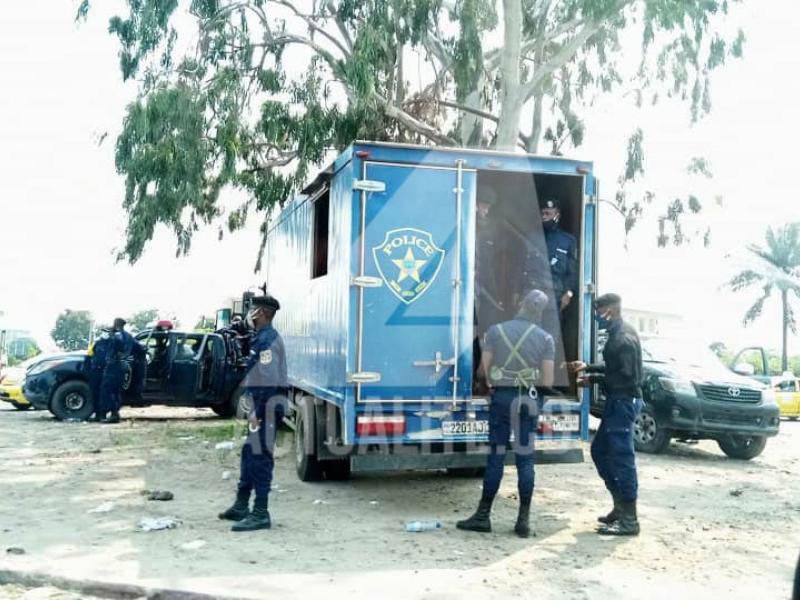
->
<box><xmin>717</xmin><ymin>435</ymin><xmax>767</xmax><ymax>460</ymax></box>
<box><xmin>50</xmin><ymin>381</ymin><xmax>93</xmax><ymax>421</ymax></box>
<box><xmin>11</xmin><ymin>402</ymin><xmax>32</xmax><ymax>411</ymax></box>
<box><xmin>634</xmin><ymin>404</ymin><xmax>671</xmax><ymax>454</ymax></box>
<box><xmin>295</xmin><ymin>397</ymin><xmax>323</xmax><ymax>482</ymax></box>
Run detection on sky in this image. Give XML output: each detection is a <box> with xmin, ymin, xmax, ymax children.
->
<box><xmin>0</xmin><ymin>1</ymin><xmax>799</xmax><ymax>355</ymax></box>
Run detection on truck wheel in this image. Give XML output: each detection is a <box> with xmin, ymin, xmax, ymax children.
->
<box><xmin>11</xmin><ymin>402</ymin><xmax>32</xmax><ymax>411</ymax></box>
<box><xmin>717</xmin><ymin>435</ymin><xmax>767</xmax><ymax>460</ymax></box>
<box><xmin>295</xmin><ymin>398</ymin><xmax>323</xmax><ymax>482</ymax></box>
<box><xmin>211</xmin><ymin>390</ymin><xmax>239</xmax><ymax>418</ymax></box>
<box><xmin>51</xmin><ymin>381</ymin><xmax>93</xmax><ymax>421</ymax></box>
<box><xmin>633</xmin><ymin>404</ymin><xmax>671</xmax><ymax>454</ymax></box>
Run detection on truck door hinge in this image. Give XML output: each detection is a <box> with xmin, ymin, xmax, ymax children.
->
<box><xmin>585</xmin><ymin>194</ymin><xmax>596</xmax><ymax>205</ymax></box>
<box><xmin>347</xmin><ymin>371</ymin><xmax>382</xmax><ymax>384</ymax></box>
<box><xmin>353</xmin><ymin>179</ymin><xmax>386</xmax><ymax>193</ymax></box>
<box><xmin>585</xmin><ymin>282</ymin><xmax>596</xmax><ymax>294</ymax></box>
<box><xmin>351</xmin><ymin>275</ymin><xmax>383</xmax><ymax>288</ymax></box>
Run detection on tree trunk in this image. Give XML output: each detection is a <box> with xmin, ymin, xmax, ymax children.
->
<box><xmin>527</xmin><ymin>91</ymin><xmax>543</xmax><ymax>153</ymax></box>
<box><xmin>495</xmin><ymin>0</ymin><xmax>523</xmax><ymax>151</ymax></box>
<box><xmin>782</xmin><ymin>288</ymin><xmax>789</xmax><ymax>373</ymax></box>
<box><xmin>459</xmin><ymin>74</ymin><xmax>486</xmax><ymax>147</ymax></box>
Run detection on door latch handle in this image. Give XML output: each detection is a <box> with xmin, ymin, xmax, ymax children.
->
<box><xmin>413</xmin><ymin>351</ymin><xmax>456</xmax><ymax>374</ymax></box>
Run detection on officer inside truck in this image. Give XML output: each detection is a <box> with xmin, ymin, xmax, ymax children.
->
<box><xmin>457</xmin><ymin>289</ymin><xmax>554</xmax><ymax>538</ymax></box>
<box><xmin>218</xmin><ymin>295</ymin><xmax>288</xmax><ymax>532</ymax></box>
<box><xmin>521</xmin><ymin>196</ymin><xmax>578</xmax><ymax>337</ymax></box>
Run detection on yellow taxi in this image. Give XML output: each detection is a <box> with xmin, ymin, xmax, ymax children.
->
<box><xmin>0</xmin><ymin>365</ymin><xmax>31</xmax><ymax>410</ymax></box>
<box><xmin>773</xmin><ymin>376</ymin><xmax>800</xmax><ymax>420</ymax></box>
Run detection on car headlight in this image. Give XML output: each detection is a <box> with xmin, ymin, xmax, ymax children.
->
<box><xmin>26</xmin><ymin>360</ymin><xmax>66</xmax><ymax>376</ymax></box>
<box><xmin>658</xmin><ymin>377</ymin><xmax>697</xmax><ymax>396</ymax></box>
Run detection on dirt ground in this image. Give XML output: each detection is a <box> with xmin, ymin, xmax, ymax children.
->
<box><xmin>0</xmin><ymin>403</ymin><xmax>798</xmax><ymax>600</ymax></box>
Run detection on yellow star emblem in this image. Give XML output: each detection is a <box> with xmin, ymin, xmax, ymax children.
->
<box><xmin>392</xmin><ymin>248</ymin><xmax>427</xmax><ymax>283</ymax></box>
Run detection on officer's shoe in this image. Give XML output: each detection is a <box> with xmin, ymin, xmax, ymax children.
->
<box><xmin>231</xmin><ymin>497</ymin><xmax>271</xmax><ymax>532</ymax></box>
<box><xmin>597</xmin><ymin>492</ymin><xmax>621</xmax><ymax>525</ymax></box>
<box><xmin>218</xmin><ymin>490</ymin><xmax>251</xmax><ymax>522</ymax></box>
<box><xmin>514</xmin><ymin>497</ymin><xmax>533</xmax><ymax>538</ymax></box>
<box><xmin>88</xmin><ymin>414</ymin><xmax>104</xmax><ymax>423</ymax></box>
<box><xmin>597</xmin><ymin>501</ymin><xmax>639</xmax><ymax>536</ymax></box>
<box><xmin>102</xmin><ymin>413</ymin><xmax>121</xmax><ymax>424</ymax></box>
<box><xmin>456</xmin><ymin>496</ymin><xmax>493</xmax><ymax>533</ymax></box>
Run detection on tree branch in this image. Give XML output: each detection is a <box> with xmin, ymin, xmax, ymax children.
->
<box><xmin>376</xmin><ymin>93</ymin><xmax>457</xmax><ymax>145</ymax></box>
<box><xmin>269</xmin><ymin>0</ymin><xmax>352</xmax><ymax>58</ymax></box>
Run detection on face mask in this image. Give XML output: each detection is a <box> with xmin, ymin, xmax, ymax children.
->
<box><xmin>543</xmin><ymin>219</ymin><xmax>558</xmax><ymax>232</ymax></box>
<box><xmin>594</xmin><ymin>313</ymin><xmax>612</xmax><ymax>330</ymax></box>
<box><xmin>245</xmin><ymin>311</ymin><xmax>256</xmax><ymax>329</ymax></box>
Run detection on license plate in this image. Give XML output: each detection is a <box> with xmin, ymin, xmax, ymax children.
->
<box><xmin>442</xmin><ymin>420</ymin><xmax>489</xmax><ymax>436</ymax></box>
<box><xmin>540</xmin><ymin>414</ymin><xmax>580</xmax><ymax>432</ymax></box>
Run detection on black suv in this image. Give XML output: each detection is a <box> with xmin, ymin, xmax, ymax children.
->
<box><xmin>22</xmin><ymin>328</ymin><xmax>250</xmax><ymax>421</ymax></box>
<box><xmin>591</xmin><ymin>337</ymin><xmax>780</xmax><ymax>460</ymax></box>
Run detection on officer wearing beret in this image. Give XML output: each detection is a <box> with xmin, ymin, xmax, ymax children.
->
<box><xmin>219</xmin><ymin>295</ymin><xmax>288</xmax><ymax>532</ymax></box>
<box><xmin>569</xmin><ymin>293</ymin><xmax>644</xmax><ymax>536</ymax></box>
<box><xmin>521</xmin><ymin>197</ymin><xmax>578</xmax><ymax>337</ymax></box>
<box><xmin>99</xmin><ymin>318</ymin><xmax>139</xmax><ymax>424</ymax></box>
<box><xmin>458</xmin><ymin>289</ymin><xmax>555</xmax><ymax>538</ymax></box>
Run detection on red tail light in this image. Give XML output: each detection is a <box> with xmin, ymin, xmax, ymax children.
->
<box><xmin>357</xmin><ymin>416</ymin><xmax>405</xmax><ymax>436</ymax></box>
<box><xmin>537</xmin><ymin>421</ymin><xmax>553</xmax><ymax>435</ymax></box>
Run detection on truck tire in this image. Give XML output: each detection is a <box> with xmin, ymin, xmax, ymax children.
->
<box><xmin>295</xmin><ymin>398</ymin><xmax>323</xmax><ymax>482</ymax></box>
<box><xmin>633</xmin><ymin>404</ymin><xmax>671</xmax><ymax>454</ymax></box>
<box><xmin>50</xmin><ymin>381</ymin><xmax>93</xmax><ymax>421</ymax></box>
<box><xmin>717</xmin><ymin>435</ymin><xmax>767</xmax><ymax>460</ymax></box>
<box><xmin>12</xmin><ymin>402</ymin><xmax>32</xmax><ymax>411</ymax></box>
<box><xmin>211</xmin><ymin>390</ymin><xmax>239</xmax><ymax>418</ymax></box>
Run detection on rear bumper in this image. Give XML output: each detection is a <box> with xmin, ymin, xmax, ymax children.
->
<box><xmin>349</xmin><ymin>444</ymin><xmax>584</xmax><ymax>472</ymax></box>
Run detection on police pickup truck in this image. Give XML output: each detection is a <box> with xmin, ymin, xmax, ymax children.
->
<box><xmin>22</xmin><ymin>323</ymin><xmax>250</xmax><ymax>421</ymax></box>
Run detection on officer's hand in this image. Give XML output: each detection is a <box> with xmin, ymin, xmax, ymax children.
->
<box><xmin>560</xmin><ymin>292</ymin><xmax>572</xmax><ymax>311</ymax></box>
<box><xmin>576</xmin><ymin>375</ymin><xmax>592</xmax><ymax>387</ymax></box>
<box><xmin>568</xmin><ymin>360</ymin><xmax>587</xmax><ymax>373</ymax></box>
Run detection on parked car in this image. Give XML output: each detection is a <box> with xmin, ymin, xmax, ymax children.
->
<box><xmin>772</xmin><ymin>376</ymin><xmax>800</xmax><ymax>420</ymax></box>
<box><xmin>22</xmin><ymin>326</ymin><xmax>251</xmax><ymax>421</ymax></box>
<box><xmin>591</xmin><ymin>337</ymin><xmax>780</xmax><ymax>460</ymax></box>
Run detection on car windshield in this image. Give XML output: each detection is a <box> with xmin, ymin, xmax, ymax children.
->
<box><xmin>641</xmin><ymin>338</ymin><xmax>730</xmax><ymax>373</ymax></box>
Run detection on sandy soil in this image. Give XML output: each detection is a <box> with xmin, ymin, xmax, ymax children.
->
<box><xmin>0</xmin><ymin>403</ymin><xmax>798</xmax><ymax>600</ymax></box>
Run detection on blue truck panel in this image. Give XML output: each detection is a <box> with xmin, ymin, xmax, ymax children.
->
<box><xmin>266</xmin><ymin>142</ymin><xmax>596</xmax><ymax>468</ymax></box>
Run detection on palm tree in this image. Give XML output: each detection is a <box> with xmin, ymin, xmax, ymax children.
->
<box><xmin>729</xmin><ymin>223</ymin><xmax>800</xmax><ymax>372</ymax></box>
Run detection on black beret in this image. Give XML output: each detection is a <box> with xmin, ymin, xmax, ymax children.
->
<box><xmin>542</xmin><ymin>196</ymin><xmax>561</xmax><ymax>211</ymax></box>
<box><xmin>252</xmin><ymin>295</ymin><xmax>280</xmax><ymax>311</ymax></box>
<box><xmin>594</xmin><ymin>293</ymin><xmax>622</xmax><ymax>309</ymax></box>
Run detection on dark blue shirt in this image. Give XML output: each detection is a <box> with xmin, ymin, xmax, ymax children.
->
<box><xmin>243</xmin><ymin>324</ymin><xmax>288</xmax><ymax>396</ymax></box>
<box><xmin>484</xmin><ymin>318</ymin><xmax>554</xmax><ymax>386</ymax></box>
<box><xmin>89</xmin><ymin>338</ymin><xmax>112</xmax><ymax>371</ymax></box>
<box><xmin>522</xmin><ymin>225</ymin><xmax>578</xmax><ymax>298</ymax></box>
<box><xmin>108</xmin><ymin>330</ymin><xmax>135</xmax><ymax>363</ymax></box>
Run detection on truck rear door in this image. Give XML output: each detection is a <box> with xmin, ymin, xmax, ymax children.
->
<box><xmin>354</xmin><ymin>161</ymin><xmax>475</xmax><ymax>403</ymax></box>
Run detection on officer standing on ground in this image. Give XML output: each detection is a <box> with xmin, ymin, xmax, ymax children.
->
<box><xmin>569</xmin><ymin>293</ymin><xmax>643</xmax><ymax>536</ymax></box>
<box><xmin>218</xmin><ymin>295</ymin><xmax>288</xmax><ymax>532</ymax></box>
<box><xmin>457</xmin><ymin>289</ymin><xmax>554</xmax><ymax>538</ymax></box>
<box><xmin>87</xmin><ymin>327</ymin><xmax>112</xmax><ymax>422</ymax></box>
<box><xmin>521</xmin><ymin>197</ymin><xmax>578</xmax><ymax>337</ymax></box>
<box><xmin>99</xmin><ymin>318</ymin><xmax>137</xmax><ymax>424</ymax></box>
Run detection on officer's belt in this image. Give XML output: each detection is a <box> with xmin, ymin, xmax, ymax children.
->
<box><xmin>489</xmin><ymin>323</ymin><xmax>540</xmax><ymax>389</ymax></box>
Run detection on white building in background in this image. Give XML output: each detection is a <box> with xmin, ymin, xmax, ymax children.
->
<box><xmin>623</xmin><ymin>307</ymin><xmax>684</xmax><ymax>338</ymax></box>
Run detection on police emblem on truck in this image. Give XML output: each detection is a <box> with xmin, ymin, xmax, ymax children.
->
<box><xmin>372</xmin><ymin>228</ymin><xmax>445</xmax><ymax>304</ymax></box>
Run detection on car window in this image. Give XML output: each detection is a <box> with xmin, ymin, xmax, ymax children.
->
<box><xmin>777</xmin><ymin>379</ymin><xmax>798</xmax><ymax>392</ymax></box>
<box><xmin>173</xmin><ymin>335</ymin><xmax>204</xmax><ymax>359</ymax></box>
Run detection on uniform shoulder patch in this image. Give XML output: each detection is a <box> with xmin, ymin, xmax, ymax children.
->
<box><xmin>260</xmin><ymin>349</ymin><xmax>273</xmax><ymax>365</ymax></box>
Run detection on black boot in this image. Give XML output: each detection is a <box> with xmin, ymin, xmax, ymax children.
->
<box><xmin>597</xmin><ymin>492</ymin><xmax>621</xmax><ymax>525</ymax></box>
<box><xmin>218</xmin><ymin>489</ymin><xmax>251</xmax><ymax>521</ymax></box>
<box><xmin>514</xmin><ymin>497</ymin><xmax>533</xmax><ymax>538</ymax></box>
<box><xmin>88</xmin><ymin>414</ymin><xmax>104</xmax><ymax>423</ymax></box>
<box><xmin>597</xmin><ymin>500</ymin><xmax>640</xmax><ymax>536</ymax></box>
<box><xmin>102</xmin><ymin>412</ymin><xmax>120</xmax><ymax>424</ymax></box>
<box><xmin>456</xmin><ymin>496</ymin><xmax>493</xmax><ymax>533</ymax></box>
<box><xmin>231</xmin><ymin>496</ymin><xmax>271</xmax><ymax>532</ymax></box>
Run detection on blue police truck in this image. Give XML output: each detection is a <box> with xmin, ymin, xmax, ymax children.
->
<box><xmin>263</xmin><ymin>141</ymin><xmax>598</xmax><ymax>480</ymax></box>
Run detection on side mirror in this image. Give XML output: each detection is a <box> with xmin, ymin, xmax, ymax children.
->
<box><xmin>733</xmin><ymin>362</ymin><xmax>755</xmax><ymax>376</ymax></box>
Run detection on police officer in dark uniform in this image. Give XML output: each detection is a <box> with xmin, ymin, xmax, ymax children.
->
<box><xmin>457</xmin><ymin>289</ymin><xmax>555</xmax><ymax>538</ymax></box>
<box><xmin>521</xmin><ymin>197</ymin><xmax>578</xmax><ymax>338</ymax></box>
<box><xmin>87</xmin><ymin>327</ymin><xmax>113</xmax><ymax>422</ymax></box>
<box><xmin>219</xmin><ymin>295</ymin><xmax>288</xmax><ymax>532</ymax></box>
<box><xmin>569</xmin><ymin>293</ymin><xmax>643</xmax><ymax>536</ymax></box>
<box><xmin>99</xmin><ymin>318</ymin><xmax>138</xmax><ymax>424</ymax></box>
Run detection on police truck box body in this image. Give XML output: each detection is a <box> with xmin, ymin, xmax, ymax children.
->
<box><xmin>264</xmin><ymin>142</ymin><xmax>598</xmax><ymax>480</ymax></box>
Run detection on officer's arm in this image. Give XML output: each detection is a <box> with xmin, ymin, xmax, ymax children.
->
<box><xmin>584</xmin><ymin>361</ymin><xmax>605</xmax><ymax>374</ymax></box>
<box><xmin>541</xmin><ymin>360</ymin><xmax>554</xmax><ymax>388</ymax></box>
<box><xmin>617</xmin><ymin>343</ymin><xmax>638</xmax><ymax>381</ymax></box>
<box><xmin>480</xmin><ymin>350</ymin><xmax>494</xmax><ymax>386</ymax></box>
